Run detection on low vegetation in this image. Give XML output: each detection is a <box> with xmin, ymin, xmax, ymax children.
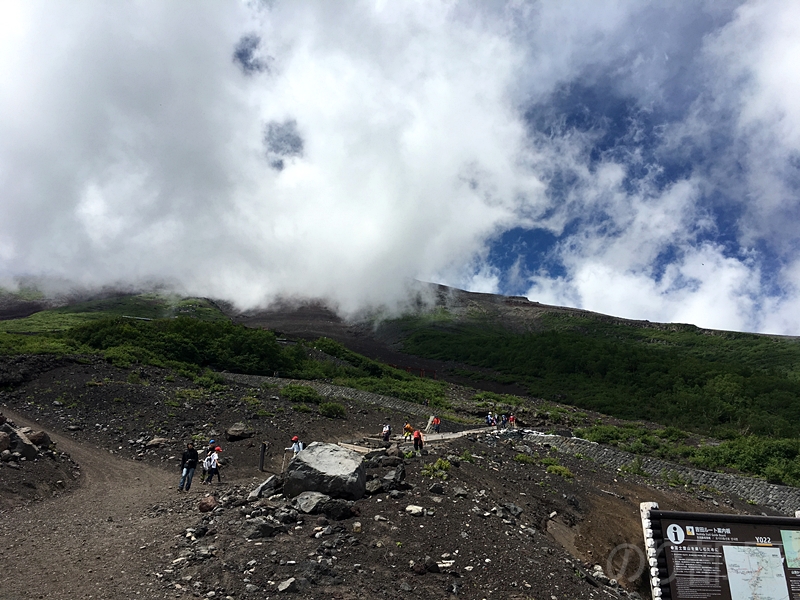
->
<box><xmin>4</xmin><ymin>290</ymin><xmax>800</xmax><ymax>486</ymax></box>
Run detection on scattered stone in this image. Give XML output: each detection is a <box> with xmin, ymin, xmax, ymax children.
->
<box><xmin>365</xmin><ymin>479</ymin><xmax>384</xmax><ymax>494</ymax></box>
<box><xmin>225</xmin><ymin>422</ymin><xmax>253</xmax><ymax>441</ymax></box>
<box><xmin>199</xmin><ymin>496</ymin><xmax>219</xmax><ymax>513</ymax></box>
<box><xmin>27</xmin><ymin>430</ymin><xmax>51</xmax><ymax>449</ymax></box>
<box><xmin>405</xmin><ymin>505</ymin><xmax>424</xmax><ymax>517</ymax></box>
<box><xmin>429</xmin><ymin>482</ymin><xmax>444</xmax><ymax>494</ymax></box>
<box><xmin>292</xmin><ymin>491</ymin><xmax>331</xmax><ymax>514</ymax></box>
<box><xmin>248</xmin><ymin>474</ymin><xmax>283</xmax><ymax>501</ymax></box>
<box><xmin>244</xmin><ymin>517</ymin><xmax>287</xmax><ymax>539</ymax></box>
<box><xmin>145</xmin><ymin>437</ymin><xmax>169</xmax><ymax>448</ymax></box>
<box><xmin>277</xmin><ymin>577</ymin><xmax>298</xmax><ymax>593</ymax></box>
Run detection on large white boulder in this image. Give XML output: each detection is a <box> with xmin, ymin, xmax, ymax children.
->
<box><xmin>284</xmin><ymin>442</ymin><xmax>366</xmax><ymax>500</ymax></box>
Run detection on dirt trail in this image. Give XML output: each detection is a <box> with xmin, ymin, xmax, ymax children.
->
<box><xmin>0</xmin><ymin>408</ymin><xmax>198</xmax><ymax>600</ymax></box>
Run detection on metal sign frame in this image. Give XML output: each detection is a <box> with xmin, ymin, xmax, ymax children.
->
<box><xmin>641</xmin><ymin>502</ymin><xmax>800</xmax><ymax>599</ymax></box>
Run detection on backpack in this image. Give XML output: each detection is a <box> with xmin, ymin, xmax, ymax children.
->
<box><xmin>203</xmin><ymin>455</ymin><xmax>214</xmax><ymax>470</ymax></box>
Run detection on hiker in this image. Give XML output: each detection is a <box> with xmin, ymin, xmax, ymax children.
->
<box><xmin>382</xmin><ymin>424</ymin><xmax>392</xmax><ymax>442</ymax></box>
<box><xmin>509</xmin><ymin>414</ymin><xmax>517</xmax><ymax>429</ymax></box>
<box><xmin>432</xmin><ymin>416</ymin><xmax>441</xmax><ymax>434</ymax></box>
<box><xmin>286</xmin><ymin>435</ymin><xmax>304</xmax><ymax>457</ymax></box>
<box><xmin>485</xmin><ymin>413</ymin><xmax>492</xmax><ymax>426</ymax></box>
<box><xmin>178</xmin><ymin>441</ymin><xmax>198</xmax><ymax>492</ymax></box>
<box><xmin>413</xmin><ymin>429</ymin><xmax>424</xmax><ymax>452</ymax></box>
<box><xmin>501</xmin><ymin>414</ymin><xmax>508</xmax><ymax>429</ymax></box>
<box><xmin>201</xmin><ymin>439</ymin><xmax>216</xmax><ymax>479</ymax></box>
<box><xmin>403</xmin><ymin>421</ymin><xmax>413</xmax><ymax>439</ymax></box>
<box><xmin>203</xmin><ymin>446</ymin><xmax>221</xmax><ymax>484</ymax></box>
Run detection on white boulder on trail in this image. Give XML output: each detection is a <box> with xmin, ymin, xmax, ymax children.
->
<box><xmin>284</xmin><ymin>442</ymin><xmax>366</xmax><ymax>500</ymax></box>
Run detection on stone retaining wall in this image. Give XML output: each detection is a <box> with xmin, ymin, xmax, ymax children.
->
<box><xmin>518</xmin><ymin>431</ymin><xmax>800</xmax><ymax>516</ymax></box>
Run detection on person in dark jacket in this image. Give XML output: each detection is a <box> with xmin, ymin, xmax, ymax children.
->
<box><xmin>178</xmin><ymin>442</ymin><xmax>199</xmax><ymax>491</ymax></box>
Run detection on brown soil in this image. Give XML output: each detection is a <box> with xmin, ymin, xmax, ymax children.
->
<box><xmin>0</xmin><ymin>355</ymin><xmax>776</xmax><ymax>600</ymax></box>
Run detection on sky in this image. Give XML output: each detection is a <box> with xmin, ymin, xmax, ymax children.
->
<box><xmin>1</xmin><ymin>1</ymin><xmax>800</xmax><ymax>334</ymax></box>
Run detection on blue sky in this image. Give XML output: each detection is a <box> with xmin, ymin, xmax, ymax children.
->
<box><xmin>1</xmin><ymin>1</ymin><xmax>800</xmax><ymax>334</ymax></box>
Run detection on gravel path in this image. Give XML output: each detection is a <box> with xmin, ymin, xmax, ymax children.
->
<box><xmin>0</xmin><ymin>408</ymin><xmax>197</xmax><ymax>600</ymax></box>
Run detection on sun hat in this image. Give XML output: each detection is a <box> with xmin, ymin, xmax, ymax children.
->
<box><xmin>292</xmin><ymin>436</ymin><xmax>299</xmax><ymax>442</ymax></box>
<box><xmin>215</xmin><ymin>446</ymin><xmax>222</xmax><ymax>452</ymax></box>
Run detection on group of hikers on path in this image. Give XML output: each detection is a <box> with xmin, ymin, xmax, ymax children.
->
<box><xmin>174</xmin><ymin>411</ymin><xmax>457</xmax><ymax>491</ymax></box>
<box><xmin>178</xmin><ymin>434</ymin><xmax>306</xmax><ymax>491</ymax></box>
<box><xmin>486</xmin><ymin>412</ymin><xmax>516</xmax><ymax>429</ymax></box>
<box><xmin>178</xmin><ymin>439</ymin><xmax>222</xmax><ymax>492</ymax></box>
<box><xmin>381</xmin><ymin>419</ymin><xmax>428</xmax><ymax>452</ymax></box>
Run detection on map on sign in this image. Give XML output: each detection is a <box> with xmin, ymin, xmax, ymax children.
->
<box><xmin>781</xmin><ymin>530</ymin><xmax>800</xmax><ymax>569</ymax></box>
<box><xmin>722</xmin><ymin>545</ymin><xmax>790</xmax><ymax>600</ymax></box>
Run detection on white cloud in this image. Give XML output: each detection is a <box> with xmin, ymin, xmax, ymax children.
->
<box><xmin>2</xmin><ymin>0</ymin><xmax>800</xmax><ymax>334</ymax></box>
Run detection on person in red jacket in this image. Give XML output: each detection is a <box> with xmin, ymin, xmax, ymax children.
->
<box><xmin>412</xmin><ymin>429</ymin><xmax>424</xmax><ymax>452</ymax></box>
<box><xmin>432</xmin><ymin>416</ymin><xmax>441</xmax><ymax>434</ymax></box>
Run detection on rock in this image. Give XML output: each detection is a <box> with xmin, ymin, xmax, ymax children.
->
<box><xmin>0</xmin><ymin>431</ymin><xmax>9</xmax><ymax>453</ymax></box>
<box><xmin>424</xmin><ymin>556</ymin><xmax>440</xmax><ymax>573</ymax></box>
<box><xmin>377</xmin><ymin>455</ymin><xmax>404</xmax><ymax>467</ymax></box>
<box><xmin>365</xmin><ymin>479</ymin><xmax>384</xmax><ymax>494</ymax></box>
<box><xmin>352</xmin><ymin>521</ymin><xmax>362</xmax><ymax>533</ymax></box>
<box><xmin>198</xmin><ymin>496</ymin><xmax>219</xmax><ymax>513</ymax></box>
<box><xmin>428</xmin><ymin>482</ymin><xmax>444</xmax><ymax>494</ymax></box>
<box><xmin>248</xmin><ymin>474</ymin><xmax>284</xmax><ymax>501</ymax></box>
<box><xmin>244</xmin><ymin>517</ymin><xmax>287</xmax><ymax>539</ymax></box>
<box><xmin>292</xmin><ymin>491</ymin><xmax>331</xmax><ymax>514</ymax></box>
<box><xmin>284</xmin><ymin>442</ymin><xmax>366</xmax><ymax>500</ymax></box>
<box><xmin>225</xmin><ymin>422</ymin><xmax>253</xmax><ymax>441</ymax></box>
<box><xmin>453</xmin><ymin>487</ymin><xmax>468</xmax><ymax>497</ymax></box>
<box><xmin>405</xmin><ymin>505</ymin><xmax>424</xmax><ymax>517</ymax></box>
<box><xmin>277</xmin><ymin>577</ymin><xmax>298</xmax><ymax>593</ymax></box>
<box><xmin>321</xmin><ymin>498</ymin><xmax>354</xmax><ymax>520</ymax></box>
<box><xmin>27</xmin><ymin>430</ymin><xmax>51</xmax><ymax>449</ymax></box>
<box><xmin>273</xmin><ymin>507</ymin><xmax>299</xmax><ymax>524</ymax></box>
<box><xmin>503</xmin><ymin>502</ymin><xmax>523</xmax><ymax>517</ymax></box>
<box><xmin>12</xmin><ymin>430</ymin><xmax>39</xmax><ymax>460</ymax></box>
<box><xmin>386</xmin><ymin>444</ymin><xmax>401</xmax><ymax>457</ymax></box>
<box><xmin>145</xmin><ymin>437</ymin><xmax>168</xmax><ymax>448</ymax></box>
<box><xmin>382</xmin><ymin>463</ymin><xmax>406</xmax><ymax>490</ymax></box>
<box><xmin>364</xmin><ymin>448</ymin><xmax>387</xmax><ymax>460</ymax></box>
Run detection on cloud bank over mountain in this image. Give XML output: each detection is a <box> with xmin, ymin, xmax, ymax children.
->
<box><xmin>1</xmin><ymin>1</ymin><xmax>799</xmax><ymax>333</ymax></box>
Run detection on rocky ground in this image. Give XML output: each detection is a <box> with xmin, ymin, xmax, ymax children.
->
<box><xmin>0</xmin><ymin>355</ymin><xmax>781</xmax><ymax>600</ymax></box>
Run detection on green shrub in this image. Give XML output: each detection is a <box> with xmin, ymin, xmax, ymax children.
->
<box><xmin>281</xmin><ymin>384</ymin><xmax>322</xmax><ymax>404</ymax></box>
<box><xmin>421</xmin><ymin>458</ymin><xmax>451</xmax><ymax>479</ymax></box>
<box><xmin>546</xmin><ymin>465</ymin><xmax>574</xmax><ymax>478</ymax></box>
<box><xmin>292</xmin><ymin>404</ymin><xmax>312</xmax><ymax>413</ymax></box>
<box><xmin>514</xmin><ymin>453</ymin><xmax>536</xmax><ymax>464</ymax></box>
<box><xmin>540</xmin><ymin>457</ymin><xmax>559</xmax><ymax>466</ymax></box>
<box><xmin>459</xmin><ymin>450</ymin><xmax>475</xmax><ymax>463</ymax></box>
<box><xmin>319</xmin><ymin>401</ymin><xmax>346</xmax><ymax>419</ymax></box>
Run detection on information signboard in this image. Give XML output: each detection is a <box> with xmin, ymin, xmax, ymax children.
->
<box><xmin>641</xmin><ymin>502</ymin><xmax>800</xmax><ymax>600</ymax></box>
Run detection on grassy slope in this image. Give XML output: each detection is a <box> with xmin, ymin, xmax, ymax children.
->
<box><xmin>395</xmin><ymin>308</ymin><xmax>800</xmax><ymax>485</ymax></box>
<box><xmin>4</xmin><ymin>291</ymin><xmax>800</xmax><ymax>485</ymax></box>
